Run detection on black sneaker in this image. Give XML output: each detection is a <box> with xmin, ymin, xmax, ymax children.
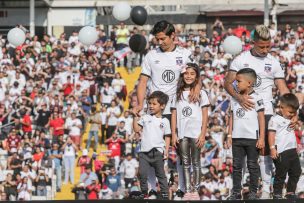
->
<box><xmin>273</xmin><ymin>194</ymin><xmax>283</xmax><ymax>199</ymax></box>
<box><xmin>247</xmin><ymin>192</ymin><xmax>258</xmax><ymax>200</ymax></box>
<box><xmin>148</xmin><ymin>189</ymin><xmax>157</xmax><ymax>197</ymax></box>
<box><xmin>285</xmin><ymin>193</ymin><xmax>297</xmax><ymax>199</ymax></box>
<box><xmin>176</xmin><ymin>189</ymin><xmax>184</xmax><ymax>198</ymax></box>
<box><xmin>227</xmin><ymin>192</ymin><xmax>242</xmax><ymax>200</ymax></box>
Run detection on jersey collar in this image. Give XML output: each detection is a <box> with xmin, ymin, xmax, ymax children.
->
<box><xmin>159</xmin><ymin>45</ymin><xmax>177</xmax><ymax>53</ymax></box>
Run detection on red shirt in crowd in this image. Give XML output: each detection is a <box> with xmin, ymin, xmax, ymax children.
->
<box><xmin>49</xmin><ymin>118</ymin><xmax>65</xmax><ymax>136</ymax></box>
<box><xmin>63</xmin><ymin>83</ymin><xmax>73</xmax><ymax>96</ymax></box>
<box><xmin>22</xmin><ymin>115</ymin><xmax>32</xmax><ymax>133</ymax></box>
<box><xmin>78</xmin><ymin>156</ymin><xmax>92</xmax><ymax>174</ymax></box>
<box><xmin>108</xmin><ymin>138</ymin><xmax>123</xmax><ymax>157</ymax></box>
<box><xmin>86</xmin><ymin>184</ymin><xmax>101</xmax><ymax>199</ymax></box>
<box><xmin>7</xmin><ymin>135</ymin><xmax>21</xmax><ymax>149</ymax></box>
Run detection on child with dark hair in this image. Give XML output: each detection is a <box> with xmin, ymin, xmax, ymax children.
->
<box><xmin>132</xmin><ymin>90</ymin><xmax>171</xmax><ymax>199</ymax></box>
<box><xmin>171</xmin><ymin>63</ymin><xmax>210</xmax><ymax>200</ymax></box>
<box><xmin>227</xmin><ymin>68</ymin><xmax>265</xmax><ymax>200</ymax></box>
<box><xmin>268</xmin><ymin>93</ymin><xmax>301</xmax><ymax>199</ymax></box>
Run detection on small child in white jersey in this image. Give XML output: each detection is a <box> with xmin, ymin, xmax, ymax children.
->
<box><xmin>132</xmin><ymin>91</ymin><xmax>171</xmax><ymax>199</ymax></box>
<box><xmin>171</xmin><ymin>63</ymin><xmax>210</xmax><ymax>200</ymax></box>
<box><xmin>227</xmin><ymin>68</ymin><xmax>265</xmax><ymax>200</ymax></box>
<box><xmin>268</xmin><ymin>93</ymin><xmax>302</xmax><ymax>199</ymax></box>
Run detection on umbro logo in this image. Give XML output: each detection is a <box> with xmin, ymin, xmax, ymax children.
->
<box><xmin>154</xmin><ymin>60</ymin><xmax>160</xmax><ymax>64</ymax></box>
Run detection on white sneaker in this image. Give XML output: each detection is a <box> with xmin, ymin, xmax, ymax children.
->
<box><xmin>260</xmin><ymin>191</ymin><xmax>270</xmax><ymax>199</ymax></box>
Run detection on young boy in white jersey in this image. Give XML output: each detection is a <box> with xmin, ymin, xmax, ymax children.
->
<box><xmin>268</xmin><ymin>93</ymin><xmax>302</xmax><ymax>199</ymax></box>
<box><xmin>133</xmin><ymin>91</ymin><xmax>171</xmax><ymax>199</ymax></box>
<box><xmin>227</xmin><ymin>68</ymin><xmax>265</xmax><ymax>200</ymax></box>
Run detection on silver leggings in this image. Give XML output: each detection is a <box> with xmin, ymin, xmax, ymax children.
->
<box><xmin>179</xmin><ymin>137</ymin><xmax>201</xmax><ymax>193</ymax></box>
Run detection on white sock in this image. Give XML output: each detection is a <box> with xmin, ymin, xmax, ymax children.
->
<box><xmin>259</xmin><ymin>155</ymin><xmax>273</xmax><ymax>193</ymax></box>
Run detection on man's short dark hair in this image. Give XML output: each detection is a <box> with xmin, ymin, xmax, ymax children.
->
<box><xmin>236</xmin><ymin>68</ymin><xmax>257</xmax><ymax>83</ymax></box>
<box><xmin>148</xmin><ymin>91</ymin><xmax>169</xmax><ymax>106</ymax></box>
<box><xmin>280</xmin><ymin>93</ymin><xmax>299</xmax><ymax>111</ymax></box>
<box><xmin>150</xmin><ymin>20</ymin><xmax>175</xmax><ymax>36</ymax></box>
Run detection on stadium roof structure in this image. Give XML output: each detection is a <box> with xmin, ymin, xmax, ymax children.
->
<box><xmin>1</xmin><ymin>0</ymin><xmax>304</xmax><ymax>14</ymax></box>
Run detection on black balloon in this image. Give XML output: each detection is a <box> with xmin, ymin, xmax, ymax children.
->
<box><xmin>129</xmin><ymin>34</ymin><xmax>147</xmax><ymax>53</ymax></box>
<box><xmin>131</xmin><ymin>6</ymin><xmax>147</xmax><ymax>26</ymax></box>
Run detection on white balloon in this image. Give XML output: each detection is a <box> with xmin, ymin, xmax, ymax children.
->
<box><xmin>7</xmin><ymin>28</ymin><xmax>25</xmax><ymax>47</ymax></box>
<box><xmin>79</xmin><ymin>26</ymin><xmax>98</xmax><ymax>46</ymax></box>
<box><xmin>223</xmin><ymin>36</ymin><xmax>243</xmax><ymax>55</ymax></box>
<box><xmin>113</xmin><ymin>2</ymin><xmax>131</xmax><ymax>21</ymax></box>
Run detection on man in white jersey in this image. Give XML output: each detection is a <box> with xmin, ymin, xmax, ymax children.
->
<box><xmin>135</xmin><ymin>20</ymin><xmax>200</xmax><ymax>198</ymax></box>
<box><xmin>224</xmin><ymin>25</ymin><xmax>291</xmax><ymax>199</ymax></box>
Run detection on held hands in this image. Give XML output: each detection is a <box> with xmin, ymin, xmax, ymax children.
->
<box><xmin>256</xmin><ymin>138</ymin><xmax>265</xmax><ymax>149</ymax></box>
<box><xmin>270</xmin><ymin>148</ymin><xmax>279</xmax><ymax>159</ymax></box>
<box><xmin>237</xmin><ymin>94</ymin><xmax>255</xmax><ymax>110</ymax></box>
<box><xmin>196</xmin><ymin>134</ymin><xmax>205</xmax><ymax>148</ymax></box>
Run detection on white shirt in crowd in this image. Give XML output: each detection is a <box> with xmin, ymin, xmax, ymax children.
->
<box><xmin>231</xmin><ymin>91</ymin><xmax>264</xmax><ymax>139</ymax></box>
<box><xmin>171</xmin><ymin>89</ymin><xmax>210</xmax><ymax>139</ymax></box>
<box><xmin>100</xmin><ymin>87</ymin><xmax>116</xmax><ymax>104</ymax></box>
<box><xmin>119</xmin><ymin>116</ymin><xmax>133</xmax><ymax>135</ymax></box>
<box><xmin>120</xmin><ymin>158</ymin><xmax>139</xmax><ymax>179</ymax></box>
<box><xmin>65</xmin><ymin>117</ymin><xmax>82</xmax><ymax>136</ymax></box>
<box><xmin>112</xmin><ymin>78</ymin><xmax>125</xmax><ymax>93</ymax></box>
<box><xmin>268</xmin><ymin>114</ymin><xmax>297</xmax><ymax>153</ymax></box>
<box><xmin>138</xmin><ymin>114</ymin><xmax>171</xmax><ymax>153</ymax></box>
<box><xmin>230</xmin><ymin>50</ymin><xmax>284</xmax><ymax>115</ymax></box>
<box><xmin>107</xmin><ymin>106</ymin><xmax>121</xmax><ymax>126</ymax></box>
<box><xmin>141</xmin><ymin>46</ymin><xmax>194</xmax><ymax>114</ymax></box>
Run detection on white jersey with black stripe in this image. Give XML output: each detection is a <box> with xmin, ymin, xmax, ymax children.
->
<box><xmin>141</xmin><ymin>46</ymin><xmax>194</xmax><ymax>114</ymax></box>
<box><xmin>171</xmin><ymin>90</ymin><xmax>210</xmax><ymax>139</ymax></box>
<box><xmin>231</xmin><ymin>91</ymin><xmax>264</xmax><ymax>139</ymax></box>
<box><xmin>230</xmin><ymin>50</ymin><xmax>284</xmax><ymax>115</ymax></box>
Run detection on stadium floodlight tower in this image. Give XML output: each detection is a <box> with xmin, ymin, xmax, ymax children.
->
<box><xmin>30</xmin><ymin>0</ymin><xmax>35</xmax><ymax>37</ymax></box>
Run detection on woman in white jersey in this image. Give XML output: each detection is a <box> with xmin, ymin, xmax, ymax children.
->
<box><xmin>171</xmin><ymin>63</ymin><xmax>210</xmax><ymax>200</ymax></box>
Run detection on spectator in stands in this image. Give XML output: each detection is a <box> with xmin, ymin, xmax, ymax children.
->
<box><xmin>62</xmin><ymin>137</ymin><xmax>78</xmax><ymax>185</ymax></box>
<box><xmin>79</xmin><ymin>165</ymin><xmax>98</xmax><ymax>187</ymax></box>
<box><xmin>86</xmin><ymin>106</ymin><xmax>102</xmax><ymax>152</ymax></box>
<box><xmin>105</xmin><ymin>167</ymin><xmax>121</xmax><ymax>198</ymax></box>
<box><xmin>49</xmin><ymin>143</ymin><xmax>62</xmax><ymax>192</ymax></box>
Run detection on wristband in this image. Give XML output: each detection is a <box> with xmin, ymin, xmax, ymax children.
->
<box><xmin>227</xmin><ymin>134</ymin><xmax>232</xmax><ymax>138</ymax></box>
<box><xmin>270</xmin><ymin>145</ymin><xmax>275</xmax><ymax>149</ymax></box>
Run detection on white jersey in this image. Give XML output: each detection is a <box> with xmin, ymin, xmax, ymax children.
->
<box><xmin>138</xmin><ymin>114</ymin><xmax>171</xmax><ymax>153</ymax></box>
<box><xmin>230</xmin><ymin>50</ymin><xmax>284</xmax><ymax>115</ymax></box>
<box><xmin>141</xmin><ymin>46</ymin><xmax>194</xmax><ymax>114</ymax></box>
<box><xmin>171</xmin><ymin>90</ymin><xmax>210</xmax><ymax>139</ymax></box>
<box><xmin>231</xmin><ymin>91</ymin><xmax>264</xmax><ymax>139</ymax></box>
<box><xmin>268</xmin><ymin>114</ymin><xmax>297</xmax><ymax>154</ymax></box>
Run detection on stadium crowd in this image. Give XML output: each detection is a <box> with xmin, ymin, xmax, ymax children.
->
<box><xmin>0</xmin><ymin>19</ymin><xmax>303</xmax><ymax>201</ymax></box>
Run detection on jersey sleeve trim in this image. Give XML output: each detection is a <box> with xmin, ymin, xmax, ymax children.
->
<box><xmin>201</xmin><ymin>104</ymin><xmax>210</xmax><ymax>108</ymax></box>
<box><xmin>257</xmin><ymin>108</ymin><xmax>265</xmax><ymax>112</ymax></box>
<box><xmin>274</xmin><ymin>77</ymin><xmax>285</xmax><ymax>80</ymax></box>
<box><xmin>228</xmin><ymin>69</ymin><xmax>237</xmax><ymax>72</ymax></box>
<box><xmin>170</xmin><ymin>107</ymin><xmax>176</xmax><ymax>110</ymax></box>
<box><xmin>268</xmin><ymin>129</ymin><xmax>276</xmax><ymax>132</ymax></box>
<box><xmin>164</xmin><ymin>134</ymin><xmax>172</xmax><ymax>137</ymax></box>
<box><xmin>140</xmin><ymin>73</ymin><xmax>151</xmax><ymax>78</ymax></box>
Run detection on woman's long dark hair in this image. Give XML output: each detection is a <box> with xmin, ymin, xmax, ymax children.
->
<box><xmin>176</xmin><ymin>63</ymin><xmax>200</xmax><ymax>102</ymax></box>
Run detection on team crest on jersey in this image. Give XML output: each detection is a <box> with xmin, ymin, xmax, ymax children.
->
<box><xmin>254</xmin><ymin>75</ymin><xmax>262</xmax><ymax>87</ymax></box>
<box><xmin>176</xmin><ymin>57</ymin><xmax>183</xmax><ymax>65</ymax></box>
<box><xmin>287</xmin><ymin>126</ymin><xmax>293</xmax><ymax>132</ymax></box>
<box><xmin>264</xmin><ymin>64</ymin><xmax>272</xmax><ymax>73</ymax></box>
<box><xmin>160</xmin><ymin>122</ymin><xmax>164</xmax><ymax>129</ymax></box>
<box><xmin>257</xmin><ymin>99</ymin><xmax>264</xmax><ymax>106</ymax></box>
<box><xmin>182</xmin><ymin>106</ymin><xmax>192</xmax><ymax>117</ymax></box>
<box><xmin>236</xmin><ymin>108</ymin><xmax>245</xmax><ymax>118</ymax></box>
<box><xmin>162</xmin><ymin>70</ymin><xmax>175</xmax><ymax>83</ymax></box>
